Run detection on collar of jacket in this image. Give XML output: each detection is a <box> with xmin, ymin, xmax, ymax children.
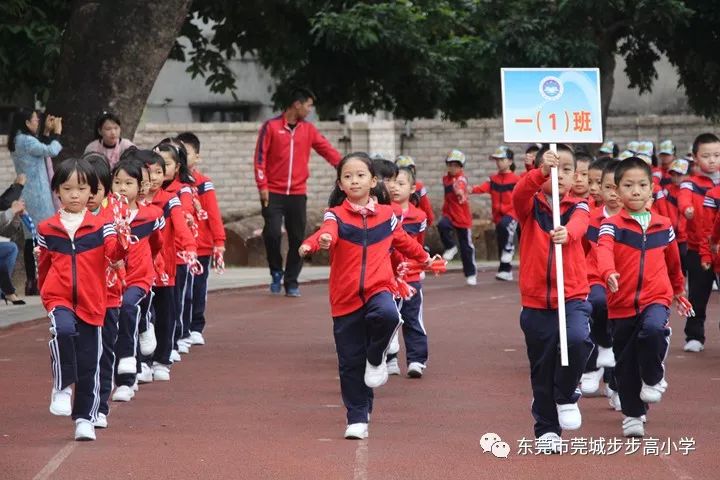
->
<box><xmin>617</xmin><ymin>208</ymin><xmax>665</xmax><ymax>229</ymax></box>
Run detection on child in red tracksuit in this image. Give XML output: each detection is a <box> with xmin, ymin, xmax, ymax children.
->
<box><xmin>512</xmin><ymin>145</ymin><xmax>593</xmax><ymax>451</ymax></box>
<box><xmin>472</xmin><ymin>145</ymin><xmax>519</xmax><ymax>281</ymax></box>
<box><xmin>597</xmin><ymin>157</ymin><xmax>684</xmax><ymax>437</ymax></box>
<box><xmin>177</xmin><ymin>132</ymin><xmax>226</xmax><ymax>347</ymax></box>
<box><xmin>385</xmin><ymin>166</ymin><xmax>429</xmax><ymax>379</ymax></box>
<box><xmin>580</xmin><ymin>161</ymin><xmax>621</xmax><ymax>401</ymax></box>
<box><xmin>39</xmin><ymin>157</ymin><xmax>127</xmax><ymax>441</ymax></box>
<box><xmin>299</xmin><ymin>152</ymin><xmax>430</xmax><ymax>440</ymax></box>
<box><xmin>395</xmin><ymin>155</ymin><xmax>434</xmax><ymax>227</ymax></box>
<box><xmin>661</xmin><ymin>158</ymin><xmax>690</xmax><ymax>274</ymax></box>
<box><xmin>155</xmin><ymin>140</ymin><xmax>198</xmax><ymax>356</ymax></box>
<box><xmin>438</xmin><ymin>149</ymin><xmax>477</xmax><ymax>285</ymax></box>
<box><xmin>110</xmin><ymin>156</ymin><xmax>165</xmax><ymax>402</ymax></box>
<box><xmin>677</xmin><ymin>133</ymin><xmax>720</xmax><ymax>352</ymax></box>
<box><xmin>83</xmin><ymin>152</ymin><xmax>121</xmax><ymax>429</ymax></box>
<box><xmin>143</xmin><ymin>149</ymin><xmax>197</xmax><ymax>381</ymax></box>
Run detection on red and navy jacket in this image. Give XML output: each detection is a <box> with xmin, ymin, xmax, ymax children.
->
<box><xmin>192</xmin><ymin>170</ymin><xmax>226</xmax><ymax>256</ymax></box>
<box><xmin>653</xmin><ymin>166</ymin><xmax>672</xmax><ymax>187</ymax></box>
<box><xmin>583</xmin><ymin>206</ymin><xmax>616</xmax><ymax>287</ymax></box>
<box><xmin>471</xmin><ymin>172</ymin><xmax>519</xmax><ymax>224</ymax></box>
<box><xmin>597</xmin><ymin>210</ymin><xmax>684</xmax><ymax>319</ymax></box>
<box><xmin>148</xmin><ymin>189</ymin><xmax>196</xmax><ymax>286</ymax></box>
<box><xmin>678</xmin><ymin>174</ymin><xmax>717</xmax><ymax>260</ymax></box>
<box><xmin>415</xmin><ymin>179</ymin><xmax>434</xmax><ymax>226</ymax></box>
<box><xmin>442</xmin><ymin>170</ymin><xmax>472</xmax><ymax>229</ymax></box>
<box><xmin>124</xmin><ymin>203</ymin><xmax>165</xmax><ymax>293</ymax></box>
<box><xmin>165</xmin><ymin>178</ymin><xmax>198</xmax><ymax>266</ymax></box>
<box><xmin>254</xmin><ymin>114</ymin><xmax>341</xmax><ymax>195</ymax></box>
<box><xmin>390</xmin><ymin>203</ymin><xmax>428</xmax><ymax>284</ymax></box>
<box><xmin>662</xmin><ymin>183</ymin><xmax>687</xmax><ymax>244</ymax></box>
<box><xmin>94</xmin><ymin>203</ymin><xmax>122</xmax><ymax>309</ymax></box>
<box><xmin>512</xmin><ymin>168</ymin><xmax>590</xmax><ymax>309</ymax></box>
<box><xmin>37</xmin><ymin>211</ymin><xmax>127</xmax><ymax>326</ymax></box>
<box><xmin>302</xmin><ymin>200</ymin><xmax>429</xmax><ymax>317</ymax></box>
<box><xmin>701</xmin><ymin>185</ymin><xmax>720</xmax><ymax>271</ymax></box>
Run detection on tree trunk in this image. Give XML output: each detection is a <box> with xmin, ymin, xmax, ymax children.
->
<box><xmin>46</xmin><ymin>0</ymin><xmax>191</xmax><ymax>159</ymax></box>
<box><xmin>598</xmin><ymin>45</ymin><xmax>616</xmax><ymax>137</ymax></box>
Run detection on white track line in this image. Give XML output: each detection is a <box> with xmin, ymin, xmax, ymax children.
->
<box><xmin>661</xmin><ymin>454</ymin><xmax>694</xmax><ymax>480</ymax></box>
<box><xmin>353</xmin><ymin>439</ymin><xmax>369</xmax><ymax>480</ymax></box>
<box><xmin>32</xmin><ymin>442</ymin><xmax>76</xmax><ymax>480</ymax></box>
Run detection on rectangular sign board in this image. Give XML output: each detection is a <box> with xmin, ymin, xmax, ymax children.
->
<box><xmin>501</xmin><ymin>68</ymin><xmax>603</xmax><ymax>143</ymax></box>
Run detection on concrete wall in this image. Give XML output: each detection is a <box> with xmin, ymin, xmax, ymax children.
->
<box><xmin>1</xmin><ymin>115</ymin><xmax>718</xmax><ymax>222</ymax></box>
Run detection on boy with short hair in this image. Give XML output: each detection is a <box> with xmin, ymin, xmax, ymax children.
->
<box><xmin>587</xmin><ymin>157</ymin><xmax>612</xmax><ymax>208</ymax></box>
<box><xmin>512</xmin><ymin>145</ymin><xmax>594</xmax><ymax>452</ymax></box>
<box><xmin>596</xmin><ymin>157</ymin><xmax>684</xmax><ymax>437</ymax></box>
<box><xmin>438</xmin><ymin>150</ymin><xmax>477</xmax><ymax>285</ymax></box>
<box><xmin>570</xmin><ymin>152</ymin><xmax>594</xmax><ymax>207</ymax></box>
<box><xmin>677</xmin><ymin>133</ymin><xmax>720</xmax><ymax>352</ymax></box>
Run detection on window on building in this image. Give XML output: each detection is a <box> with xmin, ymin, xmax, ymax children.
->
<box><xmin>190</xmin><ymin>103</ymin><xmax>262</xmax><ymax>123</ymax></box>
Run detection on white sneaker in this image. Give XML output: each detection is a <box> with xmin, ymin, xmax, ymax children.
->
<box><xmin>177</xmin><ymin>342</ymin><xmax>190</xmax><ymax>354</ymax></box>
<box><xmin>344</xmin><ymin>423</ymin><xmax>369</xmax><ymax>440</ymax></box>
<box><xmin>170</xmin><ymin>350</ymin><xmax>181</xmax><ymax>362</ymax></box>
<box><xmin>596</xmin><ymin>346</ymin><xmax>616</xmax><ymax>368</ymax></box>
<box><xmin>386</xmin><ymin>358</ymin><xmax>401</xmax><ymax>376</ymax></box>
<box><xmin>536</xmin><ymin>432</ymin><xmax>562</xmax><ymax>454</ymax></box>
<box><xmin>604</xmin><ymin>384</ymin><xmax>615</xmax><ymax>399</ymax></box>
<box><xmin>442</xmin><ymin>246</ymin><xmax>458</xmax><ymax>261</ymax></box>
<box><xmin>495</xmin><ymin>271</ymin><xmax>513</xmax><ymax>282</ymax></box>
<box><xmin>556</xmin><ymin>403</ymin><xmax>582</xmax><ymax>430</ymax></box>
<box><xmin>111</xmin><ymin>385</ymin><xmax>134</xmax><ymax>402</ymax></box>
<box><xmin>189</xmin><ymin>331</ymin><xmax>205</xmax><ymax>345</ymax></box>
<box><xmin>117</xmin><ymin>357</ymin><xmax>137</xmax><ymax>375</ymax></box>
<box><xmin>466</xmin><ymin>275</ymin><xmax>477</xmax><ymax>286</ymax></box>
<box><xmin>139</xmin><ymin>326</ymin><xmax>157</xmax><ymax>356</ymax></box>
<box><xmin>407</xmin><ymin>362</ymin><xmax>425</xmax><ymax>378</ymax></box>
<box><xmin>388</xmin><ymin>332</ymin><xmax>400</xmax><ymax>355</ymax></box>
<box><xmin>580</xmin><ymin>368</ymin><xmax>604</xmax><ymax>396</ymax></box>
<box><xmin>93</xmin><ymin>413</ymin><xmax>108</xmax><ymax>429</ymax></box>
<box><xmin>137</xmin><ymin>363</ymin><xmax>153</xmax><ymax>384</ymax></box>
<box><xmin>132</xmin><ymin>379</ymin><xmax>139</xmax><ymax>392</ymax></box>
<box><xmin>640</xmin><ymin>378</ymin><xmax>668</xmax><ymax>403</ymax></box>
<box><xmin>49</xmin><ymin>386</ymin><xmax>72</xmax><ymax>416</ymax></box>
<box><xmin>74</xmin><ymin>419</ymin><xmax>96</xmax><ymax>441</ymax></box>
<box><xmin>609</xmin><ymin>391</ymin><xmax>622</xmax><ymax>411</ymax></box>
<box><xmin>683</xmin><ymin>340</ymin><xmax>704</xmax><ymax>352</ymax></box>
<box><xmin>622</xmin><ymin>416</ymin><xmax>645</xmax><ymax>437</ymax></box>
<box><xmin>364</xmin><ymin>360</ymin><xmax>388</xmax><ymax>388</ymax></box>
<box><xmin>500</xmin><ymin>251</ymin><xmax>514</xmax><ymax>264</ymax></box>
<box><xmin>152</xmin><ymin>363</ymin><xmax>171</xmax><ymax>381</ymax></box>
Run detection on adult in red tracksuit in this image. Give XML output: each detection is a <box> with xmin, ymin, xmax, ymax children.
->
<box><xmin>38</xmin><ymin>206</ymin><xmax>126</xmax><ymax>427</ymax></box>
<box><xmin>472</xmin><ymin>151</ymin><xmax>520</xmax><ymax>277</ymax></box>
<box><xmin>597</xmin><ymin>209</ymin><xmax>684</xmax><ymax>424</ymax></box>
<box><xmin>254</xmin><ymin>89</ymin><xmax>341</xmax><ymax>296</ymax></box>
<box><xmin>387</xmin><ymin>202</ymin><xmax>428</xmax><ymax>373</ymax></box>
<box><xmin>188</xmin><ymin>170</ymin><xmax>225</xmax><ymax>338</ymax></box>
<box><xmin>301</xmin><ymin>199</ymin><xmax>429</xmax><ymax>429</ymax></box>
<box><xmin>512</xmin><ymin>152</ymin><xmax>593</xmax><ymax>440</ymax></box>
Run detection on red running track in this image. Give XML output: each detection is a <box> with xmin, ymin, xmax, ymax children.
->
<box><xmin>1</xmin><ymin>270</ymin><xmax>719</xmax><ymax>479</ymax></box>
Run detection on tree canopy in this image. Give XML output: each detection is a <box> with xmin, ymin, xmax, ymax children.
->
<box><xmin>1</xmin><ymin>0</ymin><xmax>718</xmax><ymax>139</ymax></box>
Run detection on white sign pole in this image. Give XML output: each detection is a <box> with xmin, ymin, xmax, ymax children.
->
<box><xmin>550</xmin><ymin>143</ymin><xmax>569</xmax><ymax>367</ymax></box>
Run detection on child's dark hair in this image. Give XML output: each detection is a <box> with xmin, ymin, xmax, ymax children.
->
<box><xmin>601</xmin><ymin>160</ymin><xmax>619</xmax><ymax>184</ymax></box>
<box><xmin>372</xmin><ymin>158</ymin><xmax>398</xmax><ymax>181</ymax></box>
<box><xmin>112</xmin><ymin>157</ymin><xmax>145</xmax><ymax>189</ymax></box>
<box><xmin>534</xmin><ymin>143</ymin><xmax>575</xmax><ymax>169</ymax></box>
<box><xmin>397</xmin><ymin>166</ymin><xmax>420</xmax><ymax>206</ymax></box>
<box><xmin>692</xmin><ymin>133</ymin><xmax>720</xmax><ymax>155</ymax></box>
<box><xmin>589</xmin><ymin>156</ymin><xmax>612</xmax><ymax>173</ymax></box>
<box><xmin>94</xmin><ymin>111</ymin><xmax>122</xmax><ymax>140</ymax></box>
<box><xmin>614</xmin><ymin>157</ymin><xmax>652</xmax><ymax>185</ymax></box>
<box><xmin>51</xmin><ymin>157</ymin><xmax>99</xmax><ymax>195</ymax></box>
<box><xmin>328</xmin><ymin>152</ymin><xmax>391</xmax><ymax>207</ymax></box>
<box><xmin>154</xmin><ymin>140</ymin><xmax>194</xmax><ymax>185</ymax></box>
<box><xmin>122</xmin><ymin>147</ymin><xmax>166</xmax><ymax>174</ymax></box>
<box><xmin>82</xmin><ymin>152</ymin><xmax>112</xmax><ymax>194</ymax></box>
<box><xmin>576</xmin><ymin>151</ymin><xmax>594</xmax><ymax>166</ymax></box>
<box><xmin>287</xmin><ymin>87</ymin><xmax>316</xmax><ymax>107</ymax></box>
<box><xmin>176</xmin><ymin>132</ymin><xmax>201</xmax><ymax>153</ymax></box>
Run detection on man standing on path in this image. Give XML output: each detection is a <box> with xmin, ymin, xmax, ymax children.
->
<box><xmin>254</xmin><ymin>88</ymin><xmax>342</xmax><ymax>297</ymax></box>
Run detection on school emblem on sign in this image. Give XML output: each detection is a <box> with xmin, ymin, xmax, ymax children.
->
<box><xmin>539</xmin><ymin>76</ymin><xmax>563</xmax><ymax>101</ymax></box>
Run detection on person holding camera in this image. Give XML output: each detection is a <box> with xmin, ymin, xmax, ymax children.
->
<box><xmin>8</xmin><ymin>108</ymin><xmax>63</xmax><ymax>295</ymax></box>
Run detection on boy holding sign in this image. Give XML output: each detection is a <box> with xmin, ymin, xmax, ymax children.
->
<box><xmin>512</xmin><ymin>145</ymin><xmax>594</xmax><ymax>451</ymax></box>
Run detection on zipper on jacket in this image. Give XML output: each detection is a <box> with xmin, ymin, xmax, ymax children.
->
<box><xmin>546</xmin><ymin>238</ymin><xmax>554</xmax><ymax>309</ymax></box>
<box><xmin>634</xmin><ymin>231</ymin><xmax>647</xmax><ymax>315</ymax></box>
<box><xmin>286</xmin><ymin>128</ymin><xmax>295</xmax><ymax>195</ymax></box>
<box><xmin>359</xmin><ymin>215</ymin><xmax>368</xmax><ymax>303</ymax></box>
<box><xmin>71</xmin><ymin>240</ymin><xmax>78</xmax><ymax>309</ymax></box>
